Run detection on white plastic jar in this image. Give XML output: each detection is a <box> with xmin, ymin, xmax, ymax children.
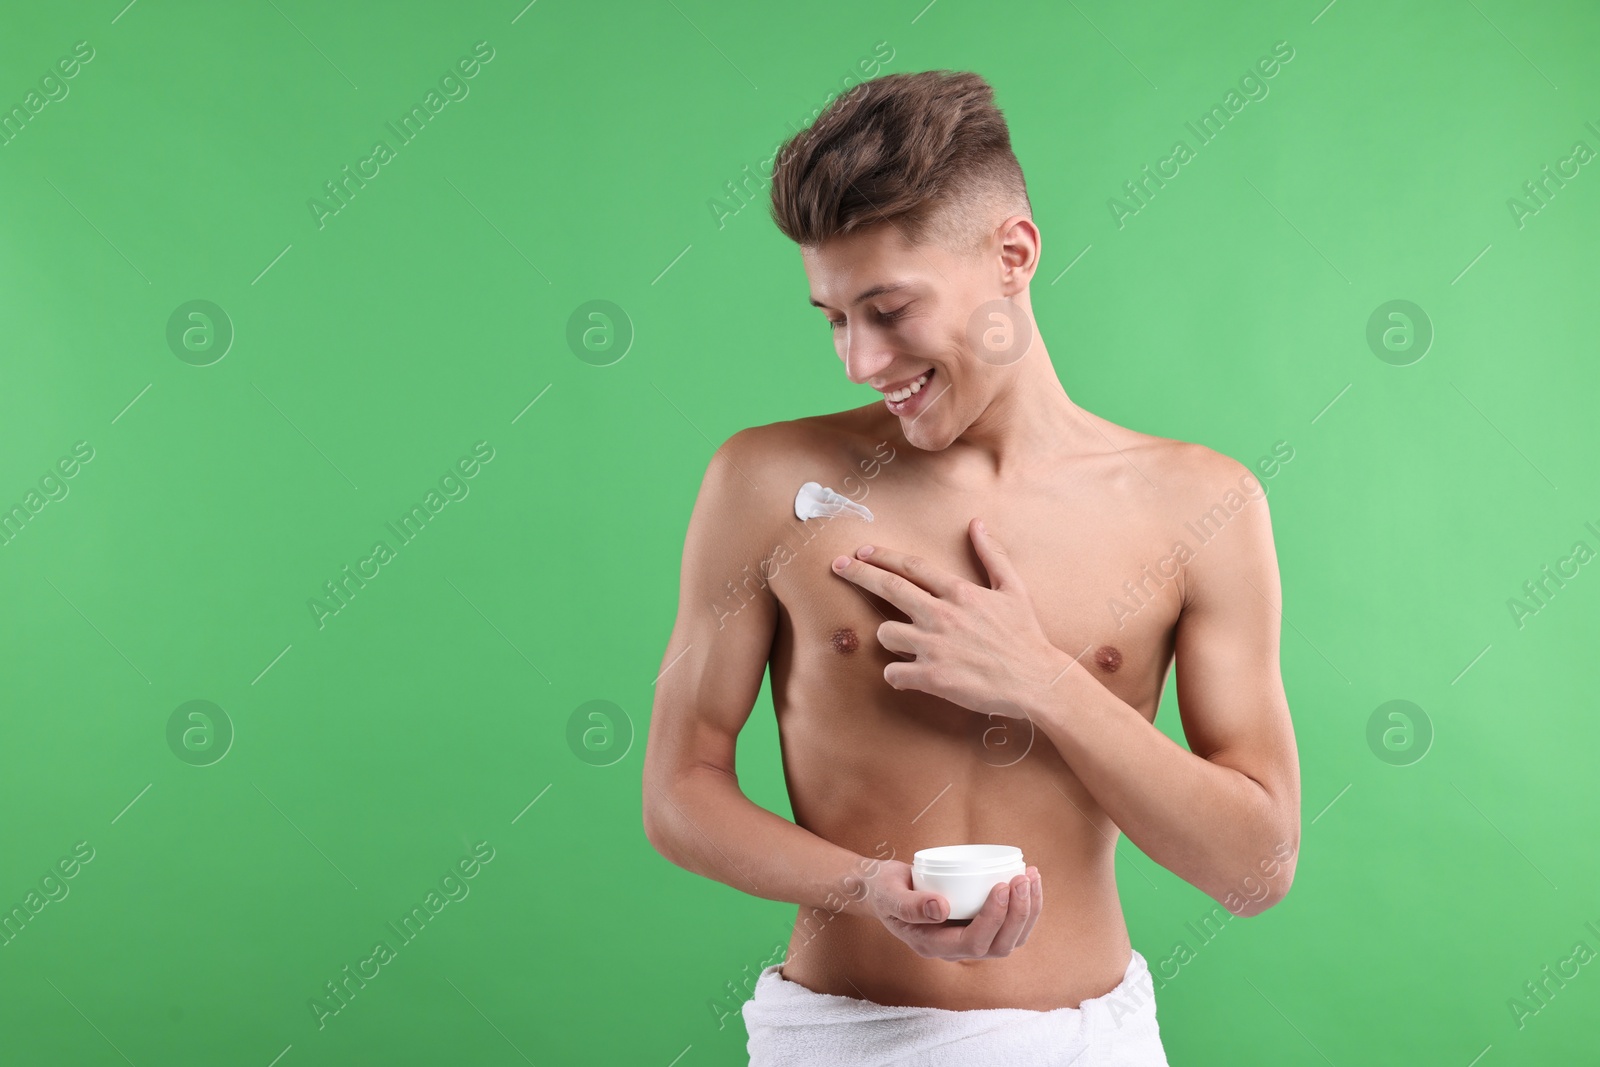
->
<box><xmin>911</xmin><ymin>844</ymin><xmax>1027</xmax><ymax>921</ymax></box>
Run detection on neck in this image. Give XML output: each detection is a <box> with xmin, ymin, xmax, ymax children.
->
<box><xmin>934</xmin><ymin>338</ymin><xmax>1103</xmax><ymax>482</ymax></box>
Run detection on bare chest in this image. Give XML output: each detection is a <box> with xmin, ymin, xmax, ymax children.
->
<box><xmin>766</xmin><ymin>466</ymin><xmax>1184</xmax><ymax>722</ymax></box>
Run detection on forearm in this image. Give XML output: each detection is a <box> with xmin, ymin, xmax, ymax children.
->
<box><xmin>645</xmin><ymin>766</ymin><xmax>876</xmax><ymax>916</ymax></box>
<box><xmin>1024</xmin><ymin>657</ymin><xmax>1296</xmax><ymax>911</ymax></box>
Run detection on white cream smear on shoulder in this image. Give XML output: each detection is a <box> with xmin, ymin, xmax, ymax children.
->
<box><xmin>794</xmin><ymin>481</ymin><xmax>874</xmax><ymax>522</ymax></box>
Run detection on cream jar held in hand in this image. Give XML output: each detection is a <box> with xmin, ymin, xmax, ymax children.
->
<box><xmin>911</xmin><ymin>844</ymin><xmax>1027</xmax><ymax>921</ymax></box>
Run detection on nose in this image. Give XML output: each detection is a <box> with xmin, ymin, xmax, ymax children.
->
<box><xmin>837</xmin><ymin>322</ymin><xmax>896</xmax><ymax>387</ymax></box>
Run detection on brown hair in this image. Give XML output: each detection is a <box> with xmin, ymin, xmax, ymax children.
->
<box><xmin>768</xmin><ymin>70</ymin><xmax>1032</xmax><ymax>258</ymax></box>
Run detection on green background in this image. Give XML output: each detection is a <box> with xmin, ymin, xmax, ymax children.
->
<box><xmin>2</xmin><ymin>0</ymin><xmax>1596</xmax><ymax>1064</ymax></box>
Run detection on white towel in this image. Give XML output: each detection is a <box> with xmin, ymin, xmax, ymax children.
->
<box><xmin>742</xmin><ymin>947</ymin><xmax>1169</xmax><ymax>1066</ymax></box>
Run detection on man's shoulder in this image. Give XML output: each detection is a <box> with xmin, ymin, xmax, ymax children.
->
<box><xmin>720</xmin><ymin>406</ymin><xmax>890</xmax><ymax>477</ymax></box>
<box><xmin>1079</xmin><ymin>417</ymin><xmax>1221</xmax><ymax>485</ymax></box>
<box><xmin>1163</xmin><ymin>437</ymin><xmax>1258</xmax><ymax>488</ymax></box>
<box><xmin>696</xmin><ymin>409</ymin><xmax>890</xmax><ymax>536</ymax></box>
<box><xmin>1097</xmin><ymin>420</ymin><xmax>1256</xmax><ymax>492</ymax></box>
<box><xmin>1087</xmin><ymin>421</ymin><xmax>1264</xmax><ymax>522</ymax></box>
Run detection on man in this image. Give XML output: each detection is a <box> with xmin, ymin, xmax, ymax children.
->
<box><xmin>642</xmin><ymin>69</ymin><xmax>1300</xmax><ymax>1065</ymax></box>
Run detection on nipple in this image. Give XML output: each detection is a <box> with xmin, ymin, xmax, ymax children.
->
<box><xmin>794</xmin><ymin>481</ymin><xmax>874</xmax><ymax>523</ymax></box>
<box><xmin>1093</xmin><ymin>645</ymin><xmax>1123</xmax><ymax>673</ymax></box>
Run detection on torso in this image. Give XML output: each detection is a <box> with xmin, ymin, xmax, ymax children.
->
<box><xmin>757</xmin><ymin>402</ymin><xmax>1198</xmax><ymax>1011</ymax></box>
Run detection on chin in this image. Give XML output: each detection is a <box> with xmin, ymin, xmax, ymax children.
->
<box><xmin>902</xmin><ymin>416</ymin><xmax>960</xmax><ymax>451</ymax></box>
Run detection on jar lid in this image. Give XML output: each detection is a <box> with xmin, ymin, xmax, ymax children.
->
<box><xmin>912</xmin><ymin>844</ymin><xmax>1024</xmax><ymax>874</ymax></box>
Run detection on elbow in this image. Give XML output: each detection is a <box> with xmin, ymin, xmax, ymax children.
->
<box><xmin>641</xmin><ymin>766</ymin><xmax>706</xmax><ymax>864</ymax></box>
<box><xmin>1218</xmin><ymin>869</ymin><xmax>1293</xmax><ymax>918</ymax></box>
<box><xmin>640</xmin><ymin>772</ymin><xmax>676</xmax><ymax>860</ymax></box>
<box><xmin>641</xmin><ymin>802</ymin><xmax>664</xmax><ymax>856</ymax></box>
<box><xmin>643</xmin><ymin>790</ymin><xmax>681</xmax><ymax>863</ymax></box>
<box><xmin>1228</xmin><ymin>870</ymin><xmax>1293</xmax><ymax>917</ymax></box>
<box><xmin>1217</xmin><ymin>834</ymin><xmax>1298</xmax><ymax>918</ymax></box>
<box><xmin>642</xmin><ymin>800</ymin><xmax>680</xmax><ymax>866</ymax></box>
<box><xmin>1270</xmin><ymin>871</ymin><xmax>1296</xmax><ymax>910</ymax></box>
<box><xmin>642</xmin><ymin>761</ymin><xmax>735</xmax><ymax>864</ymax></box>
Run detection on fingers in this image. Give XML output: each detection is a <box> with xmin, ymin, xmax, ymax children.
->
<box><xmin>875</xmin><ymin>619</ymin><xmax>918</xmax><ymax>657</ymax></box>
<box><xmin>885</xmin><ymin>914</ymin><xmax>972</xmax><ymax>959</ymax></box>
<box><xmin>959</xmin><ymin>878</ymin><xmax>1018</xmax><ymax>957</ymax></box>
<box><xmin>983</xmin><ymin>870</ymin><xmax>1036</xmax><ymax>956</ymax></box>
<box><xmin>831</xmin><ymin>552</ymin><xmax>940</xmax><ymax>621</ymax></box>
<box><xmin>883</xmin><ymin>869</ymin><xmax>1044</xmax><ymax>961</ymax></box>
<box><xmin>1026</xmin><ymin>867</ymin><xmax>1043</xmax><ymax>936</ymax></box>
<box><xmin>851</xmin><ymin>544</ymin><xmax>964</xmax><ymax>599</ymax></box>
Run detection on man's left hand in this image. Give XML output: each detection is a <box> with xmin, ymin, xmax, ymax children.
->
<box><xmin>830</xmin><ymin>518</ymin><xmax>1073</xmax><ymax>717</ymax></box>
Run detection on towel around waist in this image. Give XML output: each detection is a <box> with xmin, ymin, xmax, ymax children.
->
<box><xmin>741</xmin><ymin>947</ymin><xmax>1169</xmax><ymax>1066</ymax></box>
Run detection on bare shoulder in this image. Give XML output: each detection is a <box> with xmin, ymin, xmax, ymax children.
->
<box><xmin>721</xmin><ymin>408</ymin><xmax>897</xmax><ymax>493</ymax></box>
<box><xmin>1168</xmin><ymin>439</ymin><xmax>1269</xmax><ymax>501</ymax></box>
<box><xmin>1151</xmin><ymin>437</ymin><xmax>1283</xmax><ymax>612</ymax></box>
<box><xmin>1068</xmin><ymin>411</ymin><xmax>1239</xmax><ymax>496</ymax></box>
<box><xmin>1085</xmin><ymin>412</ymin><xmax>1265</xmax><ymax>503</ymax></box>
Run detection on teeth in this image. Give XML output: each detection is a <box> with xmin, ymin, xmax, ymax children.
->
<box><xmin>888</xmin><ymin>369</ymin><xmax>933</xmax><ymax>402</ymax></box>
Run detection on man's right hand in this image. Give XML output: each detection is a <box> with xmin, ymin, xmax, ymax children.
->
<box><xmin>859</xmin><ymin>858</ymin><xmax>1043</xmax><ymax>961</ymax></box>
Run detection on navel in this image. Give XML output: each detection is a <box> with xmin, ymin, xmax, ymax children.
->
<box><xmin>1093</xmin><ymin>644</ymin><xmax>1123</xmax><ymax>673</ymax></box>
<box><xmin>830</xmin><ymin>627</ymin><xmax>860</xmax><ymax>654</ymax></box>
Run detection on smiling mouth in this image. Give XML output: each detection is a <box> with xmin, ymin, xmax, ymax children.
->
<box><xmin>884</xmin><ymin>368</ymin><xmax>935</xmax><ymax>408</ymax></box>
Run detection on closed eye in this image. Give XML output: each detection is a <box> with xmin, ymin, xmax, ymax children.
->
<box><xmin>828</xmin><ymin>306</ymin><xmax>908</xmax><ymax>331</ymax></box>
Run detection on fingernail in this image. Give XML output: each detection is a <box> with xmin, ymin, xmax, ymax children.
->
<box><xmin>925</xmin><ymin>900</ymin><xmax>941</xmax><ymax>920</ymax></box>
<box><xmin>857</xmin><ymin>545</ymin><xmax>874</xmax><ymax>558</ymax></box>
<box><xmin>997</xmin><ymin>886</ymin><xmax>1010</xmax><ymax>905</ymax></box>
<box><xmin>1017</xmin><ymin>879</ymin><xmax>1029</xmax><ymax>899</ymax></box>
<box><xmin>832</xmin><ymin>556</ymin><xmax>849</xmax><ymax>570</ymax></box>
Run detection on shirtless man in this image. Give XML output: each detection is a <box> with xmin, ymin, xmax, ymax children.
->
<box><xmin>642</xmin><ymin>70</ymin><xmax>1300</xmax><ymax>1065</ymax></box>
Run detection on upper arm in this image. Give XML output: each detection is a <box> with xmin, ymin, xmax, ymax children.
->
<box><xmin>643</xmin><ymin>427</ymin><xmax>784</xmax><ymax>804</ymax></box>
<box><xmin>1171</xmin><ymin>448</ymin><xmax>1301</xmax><ymax>845</ymax></box>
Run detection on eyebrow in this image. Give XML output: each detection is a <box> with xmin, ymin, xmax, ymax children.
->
<box><xmin>808</xmin><ymin>281</ymin><xmax>915</xmax><ymax>310</ymax></box>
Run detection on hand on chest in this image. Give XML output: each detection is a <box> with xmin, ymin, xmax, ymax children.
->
<box><xmin>779</xmin><ymin>487</ymin><xmax>1175</xmax><ymax>693</ymax></box>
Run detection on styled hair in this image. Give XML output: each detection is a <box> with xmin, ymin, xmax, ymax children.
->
<box><xmin>768</xmin><ymin>70</ymin><xmax>1032</xmax><ymax>258</ymax></box>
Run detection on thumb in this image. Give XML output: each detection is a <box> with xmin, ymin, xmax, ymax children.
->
<box><xmin>970</xmin><ymin>517</ymin><xmax>1022</xmax><ymax>593</ymax></box>
<box><xmin>898</xmin><ymin>891</ymin><xmax>950</xmax><ymax>923</ymax></box>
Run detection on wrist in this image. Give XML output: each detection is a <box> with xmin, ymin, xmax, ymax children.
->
<box><xmin>832</xmin><ymin>851</ymin><xmax>887</xmax><ymax>919</ymax></box>
<box><xmin>838</xmin><ymin>851</ymin><xmax>902</xmax><ymax>921</ymax></box>
<box><xmin>1016</xmin><ymin>644</ymin><xmax>1080</xmax><ymax>724</ymax></box>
